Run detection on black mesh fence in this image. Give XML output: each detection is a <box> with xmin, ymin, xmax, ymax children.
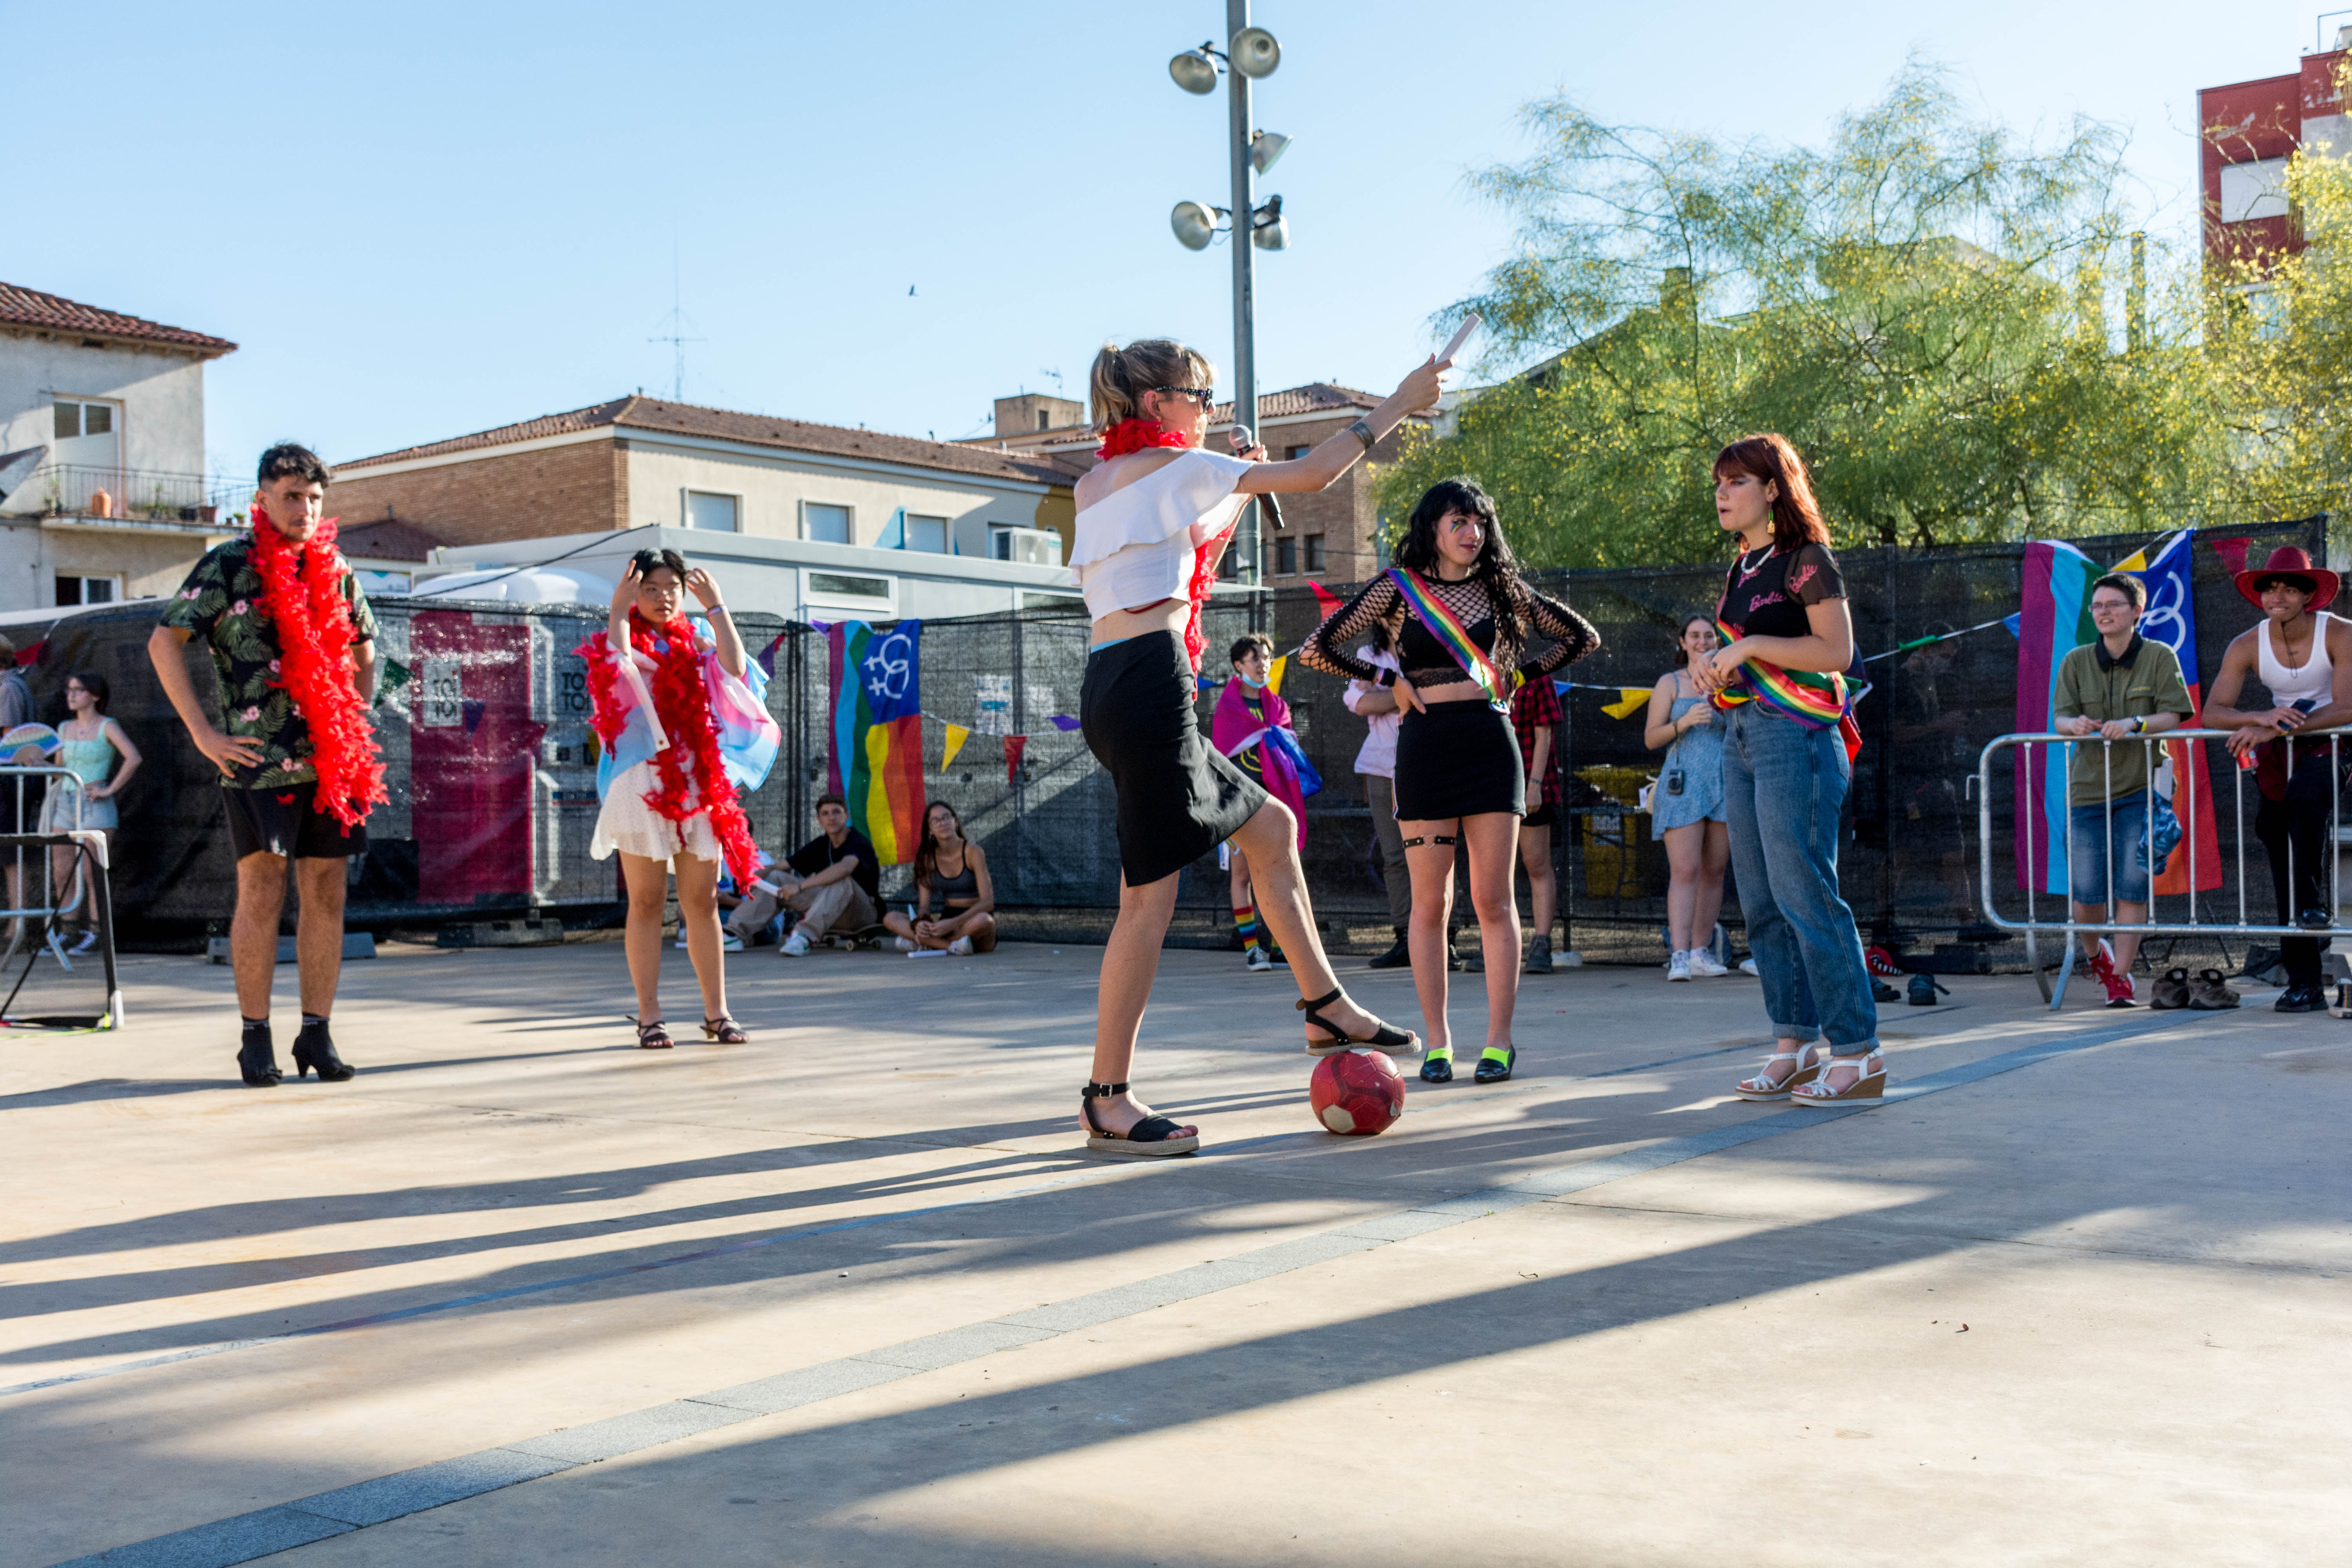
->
<box><xmin>31</xmin><ymin>514</ymin><xmax>2325</xmax><ymax>963</ymax></box>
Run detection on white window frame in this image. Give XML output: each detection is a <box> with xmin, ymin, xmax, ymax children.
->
<box><xmin>54</xmin><ymin>570</ymin><xmax>123</xmax><ymax>606</ymax></box>
<box><xmin>800</xmin><ymin>499</ymin><xmax>855</xmax><ymax>545</ymax></box>
<box><xmin>801</xmin><ymin>568</ymin><xmax>896</xmax><ymax>617</ymax></box>
<box><xmin>903</xmin><ymin>513</ymin><xmax>951</xmax><ymax>554</ymax></box>
<box><xmin>681</xmin><ymin>488</ymin><xmax>742</xmax><ymax>532</ymax></box>
<box><xmin>2220</xmin><ymin>156</ymin><xmax>2290</xmax><ymax>224</ymax></box>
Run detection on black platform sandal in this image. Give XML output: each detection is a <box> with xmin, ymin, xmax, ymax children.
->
<box><xmin>1080</xmin><ymin>1081</ymin><xmax>1199</xmax><ymax>1157</ymax></box>
<box><xmin>1298</xmin><ymin>988</ymin><xmax>1422</xmax><ymax>1058</ymax></box>
<box><xmin>1474</xmin><ymin>1044</ymin><xmax>1517</xmax><ymax>1084</ymax></box>
<box><xmin>701</xmin><ymin>1016</ymin><xmax>749</xmax><ymax>1044</ymax></box>
<box><xmin>633</xmin><ymin>1017</ymin><xmax>675</xmax><ymax>1051</ymax></box>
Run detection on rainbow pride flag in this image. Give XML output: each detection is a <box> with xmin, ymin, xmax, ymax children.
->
<box><xmin>2013</xmin><ymin>535</ymin><xmax>2219</xmax><ymax>897</ymax></box>
<box><xmin>828</xmin><ymin>620</ymin><xmax>924</xmax><ymax>865</ymax></box>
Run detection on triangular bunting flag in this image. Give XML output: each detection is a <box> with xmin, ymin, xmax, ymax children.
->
<box><xmin>1267</xmin><ymin>654</ymin><xmax>1287</xmax><ymax>695</ymax></box>
<box><xmin>1307</xmin><ymin>581</ymin><xmax>1344</xmax><ymax>618</ymax></box>
<box><xmin>940</xmin><ymin>723</ymin><xmax>969</xmax><ymax>770</ymax></box>
<box><xmin>1049</xmin><ymin>715</ymin><xmax>1082</xmax><ymax>732</ymax></box>
<box><xmin>1004</xmin><ymin>733</ymin><xmax>1027</xmax><ymax>782</ymax></box>
<box><xmin>755</xmin><ymin>631</ymin><xmax>787</xmax><ymax>677</ymax></box>
<box><xmin>2210</xmin><ymin>536</ymin><xmax>2250</xmax><ymax>576</ymax></box>
<box><xmin>1601</xmin><ymin>687</ymin><xmax>1651</xmax><ymax>719</ymax></box>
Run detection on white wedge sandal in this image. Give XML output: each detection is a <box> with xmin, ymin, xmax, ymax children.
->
<box><xmin>1789</xmin><ymin>1047</ymin><xmax>1887</xmax><ymax>1105</ymax></box>
<box><xmin>1734</xmin><ymin>1044</ymin><xmax>1822</xmax><ymax>1102</ymax></box>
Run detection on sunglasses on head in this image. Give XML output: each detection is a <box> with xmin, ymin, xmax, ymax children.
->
<box><xmin>1152</xmin><ymin>386</ymin><xmax>1215</xmax><ymax>408</ymax></box>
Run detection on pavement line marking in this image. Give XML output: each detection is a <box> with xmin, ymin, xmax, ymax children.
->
<box><xmin>0</xmin><ymin>1032</ymin><xmax>1783</xmax><ymax>1401</ymax></box>
<box><xmin>41</xmin><ymin>1007</ymin><xmax>2192</xmax><ymax>1568</ymax></box>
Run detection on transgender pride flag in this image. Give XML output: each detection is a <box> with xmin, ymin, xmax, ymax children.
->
<box><xmin>2013</xmin><ymin>534</ymin><xmax>2220</xmax><ymax>897</ymax></box>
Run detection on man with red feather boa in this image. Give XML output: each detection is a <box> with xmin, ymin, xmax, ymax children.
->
<box><xmin>150</xmin><ymin>445</ymin><xmax>384</xmax><ymax>1089</ymax></box>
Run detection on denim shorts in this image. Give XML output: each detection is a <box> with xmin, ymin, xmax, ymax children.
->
<box><xmin>2069</xmin><ymin>790</ymin><xmax>2150</xmax><ymax>905</ymax></box>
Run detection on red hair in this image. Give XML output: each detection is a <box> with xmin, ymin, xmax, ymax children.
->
<box><xmin>1713</xmin><ymin>434</ymin><xmax>1831</xmax><ymax>553</ymax></box>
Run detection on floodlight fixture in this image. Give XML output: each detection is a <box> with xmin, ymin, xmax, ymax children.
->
<box><xmin>1249</xmin><ymin>130</ymin><xmax>1290</xmax><ymax>174</ymax></box>
<box><xmin>1230</xmin><ymin>26</ymin><xmax>1280</xmax><ymax>78</ymax></box>
<box><xmin>1172</xmin><ymin>200</ymin><xmax>1225</xmax><ymax>251</ymax></box>
<box><xmin>1250</xmin><ymin>195</ymin><xmax>1289</xmax><ymax>251</ymax></box>
<box><xmin>1169</xmin><ymin>46</ymin><xmax>1220</xmax><ymax>94</ymax></box>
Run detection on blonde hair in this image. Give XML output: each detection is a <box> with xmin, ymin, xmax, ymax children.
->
<box><xmin>1088</xmin><ymin>339</ymin><xmax>1214</xmax><ymax>433</ymax></box>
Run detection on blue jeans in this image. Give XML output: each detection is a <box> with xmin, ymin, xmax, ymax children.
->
<box><xmin>1722</xmin><ymin>705</ymin><xmax>1878</xmax><ymax>1056</ymax></box>
<box><xmin>2066</xmin><ymin>791</ymin><xmax>2150</xmax><ymax>906</ymax></box>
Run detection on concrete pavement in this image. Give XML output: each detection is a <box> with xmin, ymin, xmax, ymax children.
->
<box><xmin>3</xmin><ymin>938</ymin><xmax>2346</xmax><ymax>1565</ymax></box>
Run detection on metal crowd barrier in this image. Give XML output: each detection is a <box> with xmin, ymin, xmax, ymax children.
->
<box><xmin>1978</xmin><ymin>729</ymin><xmax>2352</xmax><ymax>1008</ymax></box>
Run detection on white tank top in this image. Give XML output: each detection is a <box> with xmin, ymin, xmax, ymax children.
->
<box><xmin>2258</xmin><ymin>610</ymin><xmax>2336</xmax><ymax>707</ymax></box>
<box><xmin>1071</xmin><ymin>448</ymin><xmax>1253</xmax><ymax>623</ymax></box>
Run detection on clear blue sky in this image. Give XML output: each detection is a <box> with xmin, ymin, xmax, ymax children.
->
<box><xmin>5</xmin><ymin>0</ymin><xmax>2332</xmax><ymax>483</ymax></box>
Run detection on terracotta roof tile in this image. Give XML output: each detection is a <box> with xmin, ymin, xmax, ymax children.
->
<box><xmin>339</xmin><ymin>396</ymin><xmax>1074</xmax><ymax>487</ymax></box>
<box><xmin>0</xmin><ymin>282</ymin><xmax>236</xmax><ymax>356</ymax></box>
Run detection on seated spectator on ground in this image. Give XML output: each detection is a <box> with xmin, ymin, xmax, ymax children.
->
<box><xmin>727</xmin><ymin>794</ymin><xmax>880</xmax><ymax>956</ymax></box>
<box><xmin>885</xmin><ymin>800</ymin><xmax>997</xmax><ymax>956</ymax></box>
<box><xmin>2053</xmin><ymin>572</ymin><xmax>2192</xmax><ymax>1007</ymax></box>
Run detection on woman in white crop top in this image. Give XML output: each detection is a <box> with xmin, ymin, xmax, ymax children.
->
<box><xmin>1071</xmin><ymin>335</ymin><xmax>1447</xmax><ymax>1155</ymax></box>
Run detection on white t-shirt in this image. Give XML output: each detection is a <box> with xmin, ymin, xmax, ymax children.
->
<box><xmin>1342</xmin><ymin>646</ymin><xmax>1402</xmax><ymax>779</ymax></box>
<box><xmin>1071</xmin><ymin>448</ymin><xmax>1254</xmax><ymax>622</ymax></box>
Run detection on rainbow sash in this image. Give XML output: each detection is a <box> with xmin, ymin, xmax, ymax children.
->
<box><xmin>1710</xmin><ymin>618</ymin><xmax>1861</xmax><ymax>759</ymax></box>
<box><xmin>1389</xmin><ymin>567</ymin><xmax>1510</xmax><ymax>711</ymax></box>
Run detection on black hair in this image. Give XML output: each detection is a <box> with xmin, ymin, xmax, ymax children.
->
<box><xmin>67</xmin><ymin>669</ymin><xmax>109</xmax><ymax>715</ymax></box>
<box><xmin>2089</xmin><ymin>573</ymin><xmax>2146</xmax><ymax>611</ymax></box>
<box><xmin>256</xmin><ymin>443</ymin><xmax>330</xmax><ymax>490</ymax></box>
<box><xmin>1393</xmin><ymin>477</ymin><xmax>1528</xmax><ymax>651</ymax></box>
<box><xmin>631</xmin><ymin>548</ymin><xmax>689</xmax><ymax>582</ymax></box>
<box><xmin>1229</xmin><ymin>632</ymin><xmax>1274</xmax><ymax>667</ymax></box>
<box><xmin>815</xmin><ymin>792</ymin><xmax>849</xmax><ymax>814</ymax></box>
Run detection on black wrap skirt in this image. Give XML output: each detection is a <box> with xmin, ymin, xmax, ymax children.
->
<box><xmin>1395</xmin><ymin>698</ymin><xmax>1524</xmax><ymax>820</ymax></box>
<box><xmin>1081</xmin><ymin>630</ymin><xmax>1267</xmax><ymax>887</ymax></box>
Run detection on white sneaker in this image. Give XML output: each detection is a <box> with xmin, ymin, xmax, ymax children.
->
<box><xmin>674</xmin><ymin>933</ymin><xmax>690</xmax><ymax>949</ymax></box>
<box><xmin>720</xmin><ymin>933</ymin><xmax>743</xmax><ymax>953</ymax></box>
<box><xmin>895</xmin><ymin>936</ymin><xmax>917</xmax><ymax>953</ymax></box>
<box><xmin>1667</xmin><ymin>951</ymin><xmax>1691</xmax><ymax>981</ymax></box>
<box><xmin>1686</xmin><ymin>949</ymin><xmax>1729</xmax><ymax>978</ymax></box>
<box><xmin>1739</xmin><ymin>956</ymin><xmax>1760</xmax><ymax>976</ymax></box>
<box><xmin>948</xmin><ymin>935</ymin><xmax>975</xmax><ymax>955</ymax></box>
<box><xmin>907</xmin><ymin>947</ymin><xmax>946</xmax><ymax>958</ymax></box>
<box><xmin>1246</xmin><ymin>948</ymin><xmax>1274</xmax><ymax>973</ymax></box>
<box><xmin>781</xmin><ymin>930</ymin><xmax>811</xmax><ymax>956</ymax></box>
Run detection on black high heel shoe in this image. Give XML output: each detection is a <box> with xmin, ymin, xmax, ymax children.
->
<box><xmin>292</xmin><ymin>1022</ymin><xmax>356</xmax><ymax>1082</ymax></box>
<box><xmin>236</xmin><ymin>1033</ymin><xmax>282</xmax><ymax>1088</ymax></box>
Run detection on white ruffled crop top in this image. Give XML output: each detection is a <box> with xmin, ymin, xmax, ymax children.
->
<box><xmin>1071</xmin><ymin>448</ymin><xmax>1255</xmax><ymax>622</ymax></box>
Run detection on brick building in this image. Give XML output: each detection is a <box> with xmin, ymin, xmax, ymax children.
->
<box><xmin>962</xmin><ymin>383</ymin><xmax>1430</xmax><ymax>588</ymax></box>
<box><xmin>330</xmin><ymin>395</ymin><xmax>1079</xmax><ymax>564</ymax></box>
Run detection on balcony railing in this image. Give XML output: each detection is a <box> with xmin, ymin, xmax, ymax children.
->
<box><xmin>6</xmin><ymin>465</ymin><xmax>234</xmax><ymax>524</ymax></box>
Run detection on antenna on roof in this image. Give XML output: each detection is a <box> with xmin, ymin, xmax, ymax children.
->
<box><xmin>648</xmin><ymin>239</ymin><xmax>704</xmax><ymax>402</ymax></box>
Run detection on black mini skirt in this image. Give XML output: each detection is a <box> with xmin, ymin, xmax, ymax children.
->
<box><xmin>1081</xmin><ymin>630</ymin><xmax>1267</xmax><ymax>887</ymax></box>
<box><xmin>1395</xmin><ymin>699</ymin><xmax>1524</xmax><ymax>820</ymax></box>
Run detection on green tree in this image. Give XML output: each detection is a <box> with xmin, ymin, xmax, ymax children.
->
<box><xmin>1379</xmin><ymin>61</ymin><xmax>2228</xmax><ymax>568</ymax></box>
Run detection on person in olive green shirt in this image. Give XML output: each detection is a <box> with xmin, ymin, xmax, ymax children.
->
<box><xmin>2052</xmin><ymin>572</ymin><xmax>2193</xmax><ymax>1005</ymax></box>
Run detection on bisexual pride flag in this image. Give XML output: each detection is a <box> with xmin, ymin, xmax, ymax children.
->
<box><xmin>2013</xmin><ymin>533</ymin><xmax>2218</xmax><ymax>896</ymax></box>
<box><xmin>828</xmin><ymin>620</ymin><xmax>924</xmax><ymax>865</ymax></box>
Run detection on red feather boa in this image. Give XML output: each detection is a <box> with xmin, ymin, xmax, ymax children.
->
<box><xmin>585</xmin><ymin>610</ymin><xmax>762</xmax><ymax>887</ymax></box>
<box><xmin>1093</xmin><ymin>419</ymin><xmax>1234</xmax><ymax>671</ymax></box>
<box><xmin>248</xmin><ymin>508</ymin><xmax>386</xmax><ymax>829</ymax></box>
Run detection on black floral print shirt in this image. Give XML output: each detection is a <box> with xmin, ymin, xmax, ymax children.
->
<box><xmin>158</xmin><ymin>534</ymin><xmax>377</xmax><ymax>789</ymax></box>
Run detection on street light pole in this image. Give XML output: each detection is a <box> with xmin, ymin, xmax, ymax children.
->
<box><xmin>1225</xmin><ymin>0</ymin><xmax>1260</xmax><ymax>592</ymax></box>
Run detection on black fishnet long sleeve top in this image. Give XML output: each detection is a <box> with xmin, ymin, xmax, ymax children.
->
<box><xmin>1299</xmin><ymin>572</ymin><xmax>1600</xmax><ymax>688</ymax></box>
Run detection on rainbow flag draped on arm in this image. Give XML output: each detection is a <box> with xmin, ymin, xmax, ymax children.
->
<box><xmin>828</xmin><ymin>620</ymin><xmax>924</xmax><ymax>866</ymax></box>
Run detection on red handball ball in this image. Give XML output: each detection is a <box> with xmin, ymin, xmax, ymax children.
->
<box><xmin>1310</xmin><ymin>1048</ymin><xmax>1405</xmax><ymax>1136</ymax></box>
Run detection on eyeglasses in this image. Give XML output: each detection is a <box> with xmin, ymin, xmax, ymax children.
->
<box><xmin>1152</xmin><ymin>386</ymin><xmax>1216</xmax><ymax>408</ymax></box>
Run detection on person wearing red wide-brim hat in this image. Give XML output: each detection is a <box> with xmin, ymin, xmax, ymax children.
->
<box><xmin>2232</xmin><ymin>545</ymin><xmax>2341</xmax><ymax>612</ymax></box>
<box><xmin>2207</xmin><ymin>542</ymin><xmax>2352</xmax><ymax>1011</ymax></box>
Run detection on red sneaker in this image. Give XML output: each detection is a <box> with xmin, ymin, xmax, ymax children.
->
<box><xmin>2089</xmin><ymin>942</ymin><xmax>2135</xmax><ymax>1007</ymax></box>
